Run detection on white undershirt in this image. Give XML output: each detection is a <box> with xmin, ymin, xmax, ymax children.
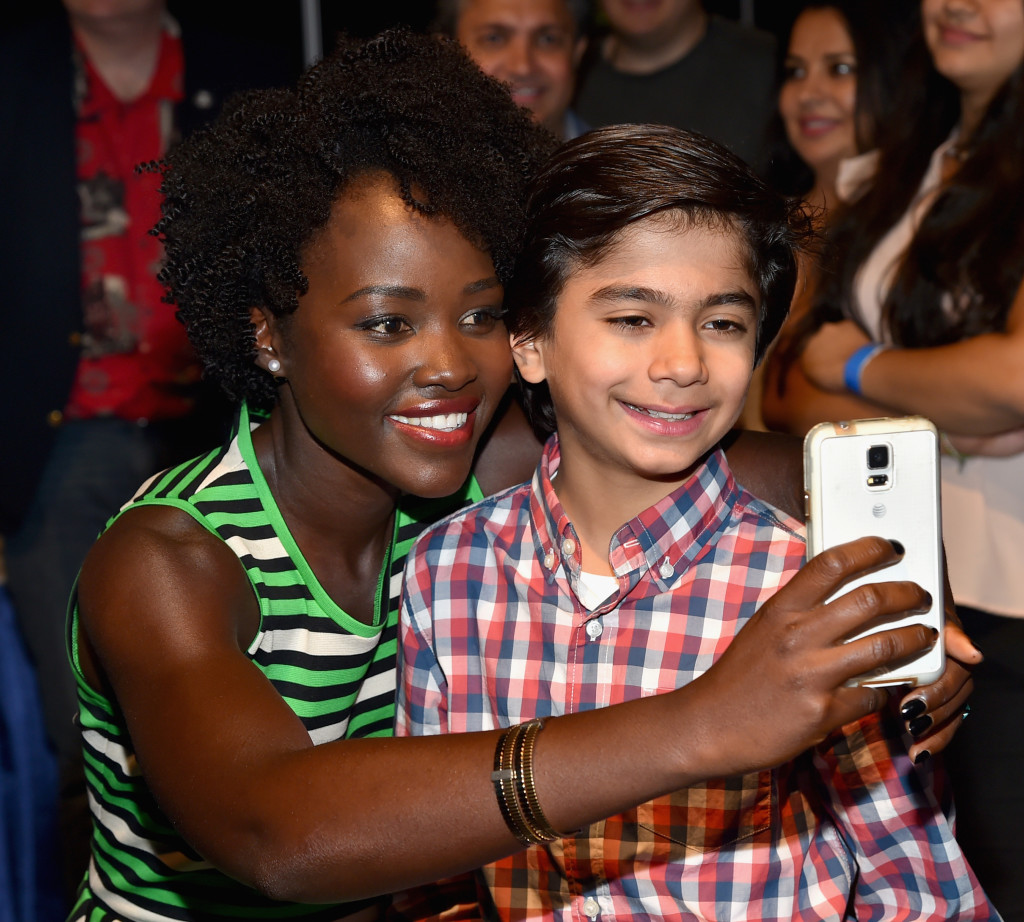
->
<box><xmin>576</xmin><ymin>571</ymin><xmax>619</xmax><ymax>611</ymax></box>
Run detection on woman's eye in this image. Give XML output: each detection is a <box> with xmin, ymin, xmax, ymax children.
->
<box><xmin>782</xmin><ymin>62</ymin><xmax>805</xmax><ymax>81</ymax></box>
<box><xmin>461</xmin><ymin>308</ymin><xmax>505</xmax><ymax>331</ymax></box>
<box><xmin>361</xmin><ymin>316</ymin><xmax>410</xmax><ymax>335</ymax></box>
<box><xmin>832</xmin><ymin>61</ymin><xmax>856</xmax><ymax>77</ymax></box>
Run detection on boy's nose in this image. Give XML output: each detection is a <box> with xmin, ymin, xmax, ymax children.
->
<box><xmin>648</xmin><ymin>330</ymin><xmax>708</xmax><ymax>387</ymax></box>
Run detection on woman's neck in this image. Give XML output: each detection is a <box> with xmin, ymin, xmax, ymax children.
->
<box><xmin>806</xmin><ymin>173</ymin><xmax>838</xmax><ymax>222</ymax></box>
<box><xmin>69</xmin><ymin>3</ymin><xmax>165</xmax><ymax>102</ymax></box>
<box><xmin>252</xmin><ymin>403</ymin><xmax>400</xmax><ymax>560</ymax></box>
<box><xmin>958</xmin><ymin>85</ymin><xmax>995</xmax><ymax>148</ymax></box>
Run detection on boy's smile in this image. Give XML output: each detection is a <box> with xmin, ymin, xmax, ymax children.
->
<box><xmin>513</xmin><ymin>212</ymin><xmax>758</xmax><ymax>513</ymax></box>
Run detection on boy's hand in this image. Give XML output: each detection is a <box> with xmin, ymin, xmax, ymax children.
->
<box><xmin>689</xmin><ymin>536</ymin><xmax>938</xmax><ymax>776</ymax></box>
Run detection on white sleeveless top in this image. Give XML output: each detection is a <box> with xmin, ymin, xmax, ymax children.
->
<box><xmin>845</xmin><ymin>138</ymin><xmax>1024</xmax><ymax>617</ymax></box>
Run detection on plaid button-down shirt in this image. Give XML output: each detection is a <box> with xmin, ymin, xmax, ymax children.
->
<box><xmin>396</xmin><ymin>438</ymin><xmax>995</xmax><ymax>921</ymax></box>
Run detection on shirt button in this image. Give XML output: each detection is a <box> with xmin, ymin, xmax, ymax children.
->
<box><xmin>586</xmin><ymin>619</ymin><xmax>603</xmax><ymax>640</ymax></box>
<box><xmin>562</xmin><ymin>537</ymin><xmax>576</xmax><ymax>556</ymax></box>
<box><xmin>543</xmin><ymin>550</ymin><xmax>555</xmax><ymax>569</ymax></box>
<box><xmin>658</xmin><ymin>557</ymin><xmax>674</xmax><ymax>579</ymax></box>
<box><xmin>47</xmin><ymin>409</ymin><xmax>64</xmax><ymax>427</ymax></box>
<box><xmin>582</xmin><ymin>897</ymin><xmax>601</xmax><ymax>919</ymax></box>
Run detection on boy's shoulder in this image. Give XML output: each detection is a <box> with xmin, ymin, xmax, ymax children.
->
<box><xmin>407</xmin><ymin>477</ymin><xmax>536</xmax><ymax>560</ymax></box>
<box><xmin>730</xmin><ymin>483</ymin><xmax>806</xmax><ymax>544</ymax></box>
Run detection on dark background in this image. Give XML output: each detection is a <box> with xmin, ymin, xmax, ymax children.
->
<box><xmin>4</xmin><ymin>1</ymin><xmax>807</xmax><ymax>79</ymax></box>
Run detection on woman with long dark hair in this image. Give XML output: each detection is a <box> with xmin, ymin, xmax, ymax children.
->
<box><xmin>765</xmin><ymin>2</ymin><xmax>1024</xmax><ymax>915</ymax></box>
<box><xmin>766</xmin><ymin>0</ymin><xmax>914</xmax><ymax>217</ymax></box>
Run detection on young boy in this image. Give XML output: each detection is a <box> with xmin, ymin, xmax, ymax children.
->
<box><xmin>396</xmin><ymin>125</ymin><xmax>996</xmax><ymax>920</ymax></box>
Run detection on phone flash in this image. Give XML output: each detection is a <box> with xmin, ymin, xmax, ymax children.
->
<box><xmin>867</xmin><ymin>474</ymin><xmax>889</xmax><ymax>487</ymax></box>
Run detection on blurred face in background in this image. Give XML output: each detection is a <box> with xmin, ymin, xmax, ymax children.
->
<box><xmin>599</xmin><ymin>0</ymin><xmax>698</xmax><ymax>44</ymax></box>
<box><xmin>456</xmin><ymin>0</ymin><xmax>586</xmax><ymax>137</ymax></box>
<box><xmin>778</xmin><ymin>7</ymin><xmax>859</xmax><ymax>182</ymax></box>
<box><xmin>922</xmin><ymin>0</ymin><xmax>1024</xmax><ymax>107</ymax></box>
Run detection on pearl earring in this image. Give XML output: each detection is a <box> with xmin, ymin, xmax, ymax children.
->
<box><xmin>267</xmin><ymin>358</ymin><xmax>282</xmax><ymax>373</ymax></box>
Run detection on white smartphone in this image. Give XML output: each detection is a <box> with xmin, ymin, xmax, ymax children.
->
<box><xmin>803</xmin><ymin>416</ymin><xmax>944</xmax><ymax>687</ymax></box>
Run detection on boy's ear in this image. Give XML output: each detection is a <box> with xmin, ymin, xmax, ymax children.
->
<box><xmin>510</xmin><ymin>333</ymin><xmax>548</xmax><ymax>385</ymax></box>
<box><xmin>250</xmin><ymin>306</ymin><xmax>285</xmax><ymax>377</ymax></box>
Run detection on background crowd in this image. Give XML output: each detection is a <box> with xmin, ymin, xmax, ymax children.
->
<box><xmin>0</xmin><ymin>0</ymin><xmax>1020</xmax><ymax>919</ymax></box>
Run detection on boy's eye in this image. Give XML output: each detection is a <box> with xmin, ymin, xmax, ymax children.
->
<box><xmin>460</xmin><ymin>307</ymin><xmax>506</xmax><ymax>332</ymax></box>
<box><xmin>610</xmin><ymin>315</ymin><xmax>651</xmax><ymax>329</ymax></box>
<box><xmin>704</xmin><ymin>317</ymin><xmax>747</xmax><ymax>334</ymax></box>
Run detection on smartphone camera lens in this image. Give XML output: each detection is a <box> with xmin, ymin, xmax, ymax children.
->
<box><xmin>867</xmin><ymin>445</ymin><xmax>890</xmax><ymax>470</ymax></box>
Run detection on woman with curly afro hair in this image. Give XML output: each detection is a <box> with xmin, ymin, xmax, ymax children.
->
<box><xmin>65</xmin><ymin>27</ymin><xmax>974</xmax><ymax>922</ymax></box>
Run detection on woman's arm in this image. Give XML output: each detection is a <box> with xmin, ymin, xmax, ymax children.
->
<box><xmin>759</xmin><ymin>256</ymin><xmax>892</xmax><ymax>437</ymax></box>
<box><xmin>800</xmin><ymin>276</ymin><xmax>1024</xmax><ymax>435</ymax></box>
<box><xmin>762</xmin><ymin>334</ymin><xmax>892</xmax><ymax>436</ymax></box>
<box><xmin>78</xmin><ymin>507</ymin><xmax>941</xmax><ymax>904</ymax></box>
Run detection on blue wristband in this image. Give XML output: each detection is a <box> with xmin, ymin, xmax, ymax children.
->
<box><xmin>843</xmin><ymin>343</ymin><xmax>886</xmax><ymax>396</ymax></box>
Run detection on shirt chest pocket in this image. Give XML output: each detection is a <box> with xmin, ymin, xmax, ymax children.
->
<box><xmin>627</xmin><ymin>770</ymin><xmax>775</xmax><ymax>858</ymax></box>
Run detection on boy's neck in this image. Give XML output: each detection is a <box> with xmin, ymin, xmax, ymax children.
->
<box><xmin>552</xmin><ymin>451</ymin><xmax>705</xmax><ymax>577</ymax></box>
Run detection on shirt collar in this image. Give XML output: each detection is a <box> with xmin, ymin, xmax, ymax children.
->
<box><xmin>530</xmin><ymin>435</ymin><xmax>740</xmax><ymax>596</ymax></box>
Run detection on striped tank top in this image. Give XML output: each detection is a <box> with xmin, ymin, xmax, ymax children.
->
<box><xmin>67</xmin><ymin>403</ymin><xmax>483</xmax><ymax>920</ymax></box>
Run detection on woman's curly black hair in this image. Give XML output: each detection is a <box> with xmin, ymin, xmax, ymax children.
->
<box><xmin>152</xmin><ymin>28</ymin><xmax>556</xmax><ymax>409</ymax></box>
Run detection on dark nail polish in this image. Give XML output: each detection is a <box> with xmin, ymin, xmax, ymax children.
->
<box><xmin>889</xmin><ymin>539</ymin><xmax>905</xmax><ymax>555</ymax></box>
<box><xmin>915</xmin><ymin>749</ymin><xmax>932</xmax><ymax>765</ymax></box>
<box><xmin>908</xmin><ymin>715</ymin><xmax>933</xmax><ymax>738</ymax></box>
<box><xmin>901</xmin><ymin>698</ymin><xmax>927</xmax><ymax>719</ymax></box>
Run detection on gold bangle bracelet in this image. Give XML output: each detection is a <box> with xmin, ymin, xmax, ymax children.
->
<box><xmin>517</xmin><ymin>718</ymin><xmax>573</xmax><ymax>842</ymax></box>
<box><xmin>491</xmin><ymin>724</ymin><xmax>533</xmax><ymax>845</ymax></box>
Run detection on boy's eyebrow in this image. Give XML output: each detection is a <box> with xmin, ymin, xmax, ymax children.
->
<box><xmin>589</xmin><ymin>284</ymin><xmax>758</xmax><ymax>312</ymax></box>
<box><xmin>343</xmin><ymin>277</ymin><xmax>501</xmax><ymax>303</ymax></box>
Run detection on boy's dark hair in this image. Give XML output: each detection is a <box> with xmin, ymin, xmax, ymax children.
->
<box><xmin>152</xmin><ymin>28</ymin><xmax>555</xmax><ymax>409</ymax></box>
<box><xmin>505</xmin><ymin>123</ymin><xmax>813</xmax><ymax>436</ymax></box>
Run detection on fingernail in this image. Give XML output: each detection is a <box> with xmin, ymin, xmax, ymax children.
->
<box><xmin>922</xmin><ymin>592</ymin><xmax>934</xmax><ymax>610</ymax></box>
<box><xmin>915</xmin><ymin>749</ymin><xmax>931</xmax><ymax>765</ymax></box>
<box><xmin>901</xmin><ymin>698</ymin><xmax>926</xmax><ymax>719</ymax></box>
<box><xmin>908</xmin><ymin>715</ymin><xmax>933</xmax><ymax>738</ymax></box>
<box><xmin>889</xmin><ymin>539</ymin><xmax>905</xmax><ymax>555</ymax></box>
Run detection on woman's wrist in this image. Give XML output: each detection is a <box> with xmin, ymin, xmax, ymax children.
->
<box><xmin>843</xmin><ymin>343</ymin><xmax>887</xmax><ymax>396</ymax></box>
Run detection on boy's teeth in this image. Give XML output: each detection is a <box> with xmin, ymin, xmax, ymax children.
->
<box><xmin>626</xmin><ymin>402</ymin><xmax>693</xmax><ymax>422</ymax></box>
<box><xmin>390</xmin><ymin>412</ymin><xmax>468</xmax><ymax>431</ymax></box>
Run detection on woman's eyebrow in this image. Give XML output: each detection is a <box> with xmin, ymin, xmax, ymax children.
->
<box><xmin>343</xmin><ymin>276</ymin><xmax>500</xmax><ymax>303</ymax></box>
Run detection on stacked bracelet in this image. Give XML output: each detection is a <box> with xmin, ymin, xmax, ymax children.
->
<box><xmin>843</xmin><ymin>343</ymin><xmax>887</xmax><ymax>396</ymax></box>
<box><xmin>491</xmin><ymin>719</ymin><xmax>574</xmax><ymax>845</ymax></box>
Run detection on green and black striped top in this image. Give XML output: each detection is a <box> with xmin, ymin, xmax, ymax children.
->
<box><xmin>67</xmin><ymin>402</ymin><xmax>483</xmax><ymax>920</ymax></box>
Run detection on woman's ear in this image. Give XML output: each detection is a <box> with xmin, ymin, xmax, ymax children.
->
<box><xmin>250</xmin><ymin>307</ymin><xmax>285</xmax><ymax>377</ymax></box>
<box><xmin>510</xmin><ymin>332</ymin><xmax>548</xmax><ymax>385</ymax></box>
